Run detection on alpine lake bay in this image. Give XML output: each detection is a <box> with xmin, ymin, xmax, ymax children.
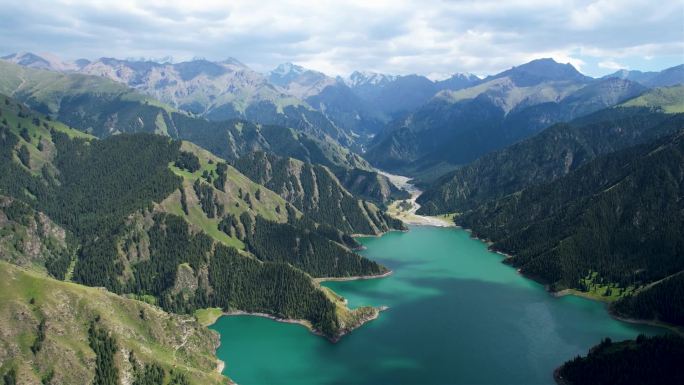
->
<box><xmin>210</xmin><ymin>225</ymin><xmax>665</xmax><ymax>385</ymax></box>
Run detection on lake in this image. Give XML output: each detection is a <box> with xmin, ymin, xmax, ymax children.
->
<box><xmin>211</xmin><ymin>225</ymin><xmax>664</xmax><ymax>384</ymax></box>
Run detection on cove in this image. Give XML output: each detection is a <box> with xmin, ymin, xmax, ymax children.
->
<box><xmin>210</xmin><ymin>225</ymin><xmax>665</xmax><ymax>385</ymax></box>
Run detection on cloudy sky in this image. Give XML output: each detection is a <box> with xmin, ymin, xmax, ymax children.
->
<box><xmin>1</xmin><ymin>0</ymin><xmax>682</xmax><ymax>78</ymax></box>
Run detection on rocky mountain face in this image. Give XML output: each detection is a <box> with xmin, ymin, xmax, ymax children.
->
<box><xmin>0</xmin><ymin>60</ymin><xmax>369</xmax><ymax>170</ymax></box>
<box><xmin>232</xmin><ymin>151</ymin><xmax>406</xmax><ymax>235</ymax></box>
<box><xmin>79</xmin><ymin>56</ymin><xmax>278</xmax><ymax>115</ymax></box>
<box><xmin>0</xmin><ymin>52</ymin><xmax>482</xmax><ymax>147</ymax></box>
<box><xmin>346</xmin><ymin>72</ymin><xmax>480</xmax><ymax>120</ymax></box>
<box><xmin>56</xmin><ymin>56</ymin><xmax>362</xmax><ymax>146</ymax></box>
<box><xmin>332</xmin><ymin>167</ymin><xmax>410</xmax><ymax>205</ymax></box>
<box><xmin>603</xmin><ymin>64</ymin><xmax>684</xmax><ymax>87</ymax></box>
<box><xmin>1</xmin><ymin>51</ymin><xmax>89</xmax><ymax>71</ymax></box>
<box><xmin>365</xmin><ymin>59</ymin><xmax>655</xmax><ymax>179</ymax></box>
<box><xmin>269</xmin><ymin>62</ymin><xmax>338</xmax><ymax>99</ymax></box>
<box><xmin>4</xmin><ymin>53</ymin><xmax>681</xmax><ymax>185</ymax></box>
<box><xmin>482</xmin><ymin>58</ymin><xmax>592</xmax><ymax>86</ymax></box>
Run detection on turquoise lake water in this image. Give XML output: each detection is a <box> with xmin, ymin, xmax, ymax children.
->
<box><xmin>211</xmin><ymin>226</ymin><xmax>663</xmax><ymax>384</ymax></box>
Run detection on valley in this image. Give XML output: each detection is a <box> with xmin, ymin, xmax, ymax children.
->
<box><xmin>380</xmin><ymin>171</ymin><xmax>455</xmax><ymax>227</ymax></box>
<box><xmin>0</xmin><ymin>42</ymin><xmax>682</xmax><ymax>385</ymax></box>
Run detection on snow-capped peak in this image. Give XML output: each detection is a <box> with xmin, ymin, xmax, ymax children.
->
<box><xmin>346</xmin><ymin>71</ymin><xmax>398</xmax><ymax>87</ymax></box>
<box><xmin>270</xmin><ymin>62</ymin><xmax>307</xmax><ymax>77</ymax></box>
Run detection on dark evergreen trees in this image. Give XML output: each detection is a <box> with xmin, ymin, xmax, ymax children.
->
<box><xmin>208</xmin><ymin>244</ymin><xmax>339</xmax><ymax>335</ymax></box>
<box><xmin>174</xmin><ymin>150</ymin><xmax>200</xmax><ymax>172</ymax></box>
<box><xmin>0</xmin><ymin>101</ymin><xmax>387</xmax><ymax>339</ymax></box>
<box><xmin>612</xmin><ymin>272</ymin><xmax>684</xmax><ymax>326</ymax></box>
<box><xmin>20</xmin><ymin>127</ymin><xmax>30</xmax><ymax>142</ymax></box>
<box><xmin>213</xmin><ymin>162</ymin><xmax>228</xmax><ymax>191</ymax></box>
<box><xmin>0</xmin><ymin>127</ymin><xmax>182</xmax><ymax>291</ymax></box>
<box><xmin>193</xmin><ymin>179</ymin><xmax>224</xmax><ymax>218</ymax></box>
<box><xmin>237</xmin><ymin>214</ymin><xmax>385</xmax><ymax>277</ymax></box>
<box><xmin>17</xmin><ymin>145</ymin><xmax>30</xmax><ymax>167</ymax></box>
<box><xmin>457</xmin><ymin>130</ymin><xmax>684</xmax><ymax>325</ymax></box>
<box><xmin>418</xmin><ymin>109</ymin><xmax>684</xmax><ymax>215</ymax></box>
<box><xmin>131</xmin><ymin>363</ymin><xmax>165</xmax><ymax>385</ymax></box>
<box><xmin>30</xmin><ymin>318</ymin><xmax>46</xmax><ymax>355</ymax></box>
<box><xmin>556</xmin><ymin>334</ymin><xmax>684</xmax><ymax>385</ymax></box>
<box><xmin>88</xmin><ymin>320</ymin><xmax>119</xmax><ymax>385</ymax></box>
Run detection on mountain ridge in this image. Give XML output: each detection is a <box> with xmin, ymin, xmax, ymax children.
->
<box><xmin>364</xmin><ymin>60</ymin><xmax>671</xmax><ymax>179</ymax></box>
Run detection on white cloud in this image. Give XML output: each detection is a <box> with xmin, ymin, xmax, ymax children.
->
<box><xmin>0</xmin><ymin>0</ymin><xmax>681</xmax><ymax>77</ymax></box>
<box><xmin>598</xmin><ymin>60</ymin><xmax>627</xmax><ymax>70</ymax></box>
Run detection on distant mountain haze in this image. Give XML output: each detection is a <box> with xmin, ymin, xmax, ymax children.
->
<box><xmin>365</xmin><ymin>59</ymin><xmax>681</xmax><ymax>179</ymax></box>
<box><xmin>0</xmin><ymin>52</ymin><xmax>480</xmax><ymax>144</ymax></box>
<box><xmin>2</xmin><ymin>52</ymin><xmax>681</xmax><ymax>181</ymax></box>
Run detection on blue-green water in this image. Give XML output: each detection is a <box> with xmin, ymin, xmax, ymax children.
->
<box><xmin>211</xmin><ymin>226</ymin><xmax>663</xmax><ymax>384</ymax></box>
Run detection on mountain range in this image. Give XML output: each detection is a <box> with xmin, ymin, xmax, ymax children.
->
<box><xmin>0</xmin><ymin>52</ymin><xmax>480</xmax><ymax>147</ymax></box>
<box><xmin>364</xmin><ymin>58</ymin><xmax>677</xmax><ymax>180</ymax></box>
<box><xmin>417</xmin><ymin>87</ymin><xmax>684</xmax><ymax>214</ymax></box>
<box><xmin>1</xmin><ymin>50</ymin><xmax>683</xmax><ymax>384</ymax></box>
<box><xmin>3</xmin><ymin>52</ymin><xmax>681</xmax><ymax>181</ymax></box>
<box><xmin>603</xmin><ymin>65</ymin><xmax>684</xmax><ymax>88</ymax></box>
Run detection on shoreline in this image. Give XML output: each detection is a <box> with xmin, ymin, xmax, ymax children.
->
<box><xmin>214</xmin><ymin>265</ymin><xmax>394</xmax><ymax>341</ymax></box>
<box><xmin>551</xmin><ymin>288</ymin><xmax>613</xmax><ymax>303</ymax></box>
<box><xmin>315</xmin><ymin>270</ymin><xmax>393</xmax><ymax>282</ymax></box>
<box><xmin>350</xmin><ymin>228</ymin><xmax>407</xmax><ymax>239</ymax></box>
<box><xmin>462</xmin><ymin>227</ymin><xmax>683</xmax><ymax>335</ymax></box>
<box><xmin>331</xmin><ymin>305</ymin><xmax>389</xmax><ymax>343</ymax></box>
<box><xmin>221</xmin><ymin>309</ymin><xmax>316</xmax><ymax>331</ymax></box>
<box><xmin>217</xmin><ymin>307</ymin><xmax>389</xmax><ymax>342</ymax></box>
<box><xmin>609</xmin><ymin>311</ymin><xmax>684</xmax><ymax>336</ymax></box>
<box><xmin>382</xmin><ymin>170</ymin><xmax>680</xmax><ymax>336</ymax></box>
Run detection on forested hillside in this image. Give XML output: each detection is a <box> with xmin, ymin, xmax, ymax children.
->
<box><xmin>0</xmin><ymin>95</ymin><xmax>390</xmax><ymax>340</ymax></box>
<box><xmin>555</xmin><ymin>334</ymin><xmax>684</xmax><ymax>385</ymax></box>
<box><xmin>0</xmin><ymin>262</ymin><xmax>227</xmax><ymax>385</ymax></box>
<box><xmin>612</xmin><ymin>271</ymin><xmax>684</xmax><ymax>326</ymax></box>
<box><xmin>233</xmin><ymin>151</ymin><xmax>406</xmax><ymax>235</ymax></box>
<box><xmin>417</xmin><ymin>106</ymin><xmax>684</xmax><ymax>214</ymax></box>
<box><xmin>457</xmin><ymin>131</ymin><xmax>684</xmax><ymax>320</ymax></box>
<box><xmin>0</xmin><ymin>196</ymin><xmax>76</xmax><ymax>280</ymax></box>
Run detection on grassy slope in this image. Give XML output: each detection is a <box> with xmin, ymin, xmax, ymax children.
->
<box><xmin>194</xmin><ymin>308</ymin><xmax>224</xmax><ymax>327</ymax></box>
<box><xmin>2</xmin><ymin>95</ymin><xmax>385</xmax><ymax>348</ymax></box>
<box><xmin>166</xmin><ymin>143</ymin><xmax>381</xmax><ymax>334</ymax></box>
<box><xmin>620</xmin><ymin>85</ymin><xmax>684</xmax><ymax>113</ymax></box>
<box><xmin>320</xmin><ymin>286</ymin><xmax>381</xmax><ymax>334</ymax></box>
<box><xmin>438</xmin><ymin>78</ymin><xmax>584</xmax><ymax>111</ymax></box>
<box><xmin>0</xmin><ymin>61</ymin><xmax>174</xmax><ymax>115</ymax></box>
<box><xmin>0</xmin><ymin>261</ymin><xmax>227</xmax><ymax>385</ymax></box>
<box><xmin>159</xmin><ymin>141</ymin><xmax>295</xmax><ymax>249</ymax></box>
<box><xmin>1</xmin><ymin>94</ymin><xmax>94</xmax><ymax>175</ymax></box>
<box><xmin>556</xmin><ymin>271</ymin><xmax>638</xmax><ymax>302</ymax></box>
